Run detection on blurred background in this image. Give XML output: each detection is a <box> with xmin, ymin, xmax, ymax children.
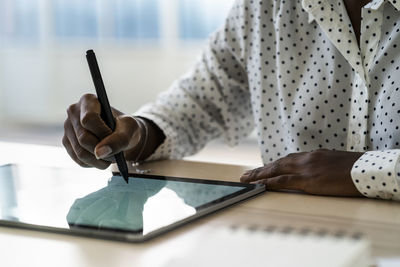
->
<box><xmin>0</xmin><ymin>0</ymin><xmax>261</xmax><ymax>166</ymax></box>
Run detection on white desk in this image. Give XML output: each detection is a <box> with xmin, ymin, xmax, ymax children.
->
<box><xmin>0</xmin><ymin>142</ymin><xmax>399</xmax><ymax>267</ymax></box>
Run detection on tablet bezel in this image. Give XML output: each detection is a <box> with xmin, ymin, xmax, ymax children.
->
<box><xmin>0</xmin><ymin>165</ymin><xmax>265</xmax><ymax>242</ymax></box>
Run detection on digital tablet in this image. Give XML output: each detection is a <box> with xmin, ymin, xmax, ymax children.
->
<box><xmin>0</xmin><ymin>164</ymin><xmax>265</xmax><ymax>242</ymax></box>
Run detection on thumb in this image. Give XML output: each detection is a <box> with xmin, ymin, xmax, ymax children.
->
<box><xmin>94</xmin><ymin>116</ymin><xmax>140</xmax><ymax>159</ymax></box>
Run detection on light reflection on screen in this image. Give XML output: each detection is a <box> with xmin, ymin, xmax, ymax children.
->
<box><xmin>143</xmin><ymin>188</ymin><xmax>196</xmax><ymax>235</ymax></box>
<box><xmin>67</xmin><ymin>176</ymin><xmax>243</xmax><ymax>234</ymax></box>
<box><xmin>0</xmin><ymin>165</ymin><xmax>110</xmax><ymax>227</ymax></box>
<box><xmin>0</xmin><ymin>165</ymin><xmax>246</xmax><ymax>236</ymax></box>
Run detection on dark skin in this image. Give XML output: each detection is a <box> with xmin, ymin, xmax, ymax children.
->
<box><xmin>63</xmin><ymin>94</ymin><xmax>165</xmax><ymax>170</ymax></box>
<box><xmin>240</xmin><ymin>150</ymin><xmax>364</xmax><ymax>197</ymax></box>
<box><xmin>63</xmin><ymin>2</ymin><xmax>371</xmax><ymax>198</ymax></box>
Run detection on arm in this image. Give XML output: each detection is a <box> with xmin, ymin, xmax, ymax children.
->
<box><xmin>63</xmin><ymin>0</ymin><xmax>252</xmax><ymax>167</ymax></box>
<box><xmin>62</xmin><ymin>95</ymin><xmax>165</xmax><ymax>168</ymax></box>
<box><xmin>240</xmin><ymin>149</ymin><xmax>400</xmax><ymax>200</ymax></box>
<box><xmin>135</xmin><ymin>1</ymin><xmax>253</xmax><ymax>160</ymax></box>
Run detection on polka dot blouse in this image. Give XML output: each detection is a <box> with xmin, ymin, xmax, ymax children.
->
<box><xmin>136</xmin><ymin>0</ymin><xmax>400</xmax><ymax>201</ymax></box>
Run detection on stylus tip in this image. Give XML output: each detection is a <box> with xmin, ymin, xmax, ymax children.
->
<box><xmin>122</xmin><ymin>173</ymin><xmax>129</xmax><ymax>184</ymax></box>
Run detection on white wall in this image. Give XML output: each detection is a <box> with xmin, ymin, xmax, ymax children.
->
<box><xmin>0</xmin><ymin>0</ymin><xmax>234</xmax><ymax>126</ymax></box>
<box><xmin>0</xmin><ymin>45</ymin><xmax>203</xmax><ymax>125</ymax></box>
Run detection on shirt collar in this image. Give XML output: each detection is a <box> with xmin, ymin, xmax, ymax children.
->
<box><xmin>391</xmin><ymin>0</ymin><xmax>400</xmax><ymax>11</ymax></box>
<box><xmin>365</xmin><ymin>0</ymin><xmax>400</xmax><ymax>11</ymax></box>
<box><xmin>303</xmin><ymin>0</ymin><xmax>400</xmax><ymax>24</ymax></box>
<box><xmin>301</xmin><ymin>0</ymin><xmax>368</xmax><ymax>84</ymax></box>
<box><xmin>301</xmin><ymin>0</ymin><xmax>318</xmax><ymax>24</ymax></box>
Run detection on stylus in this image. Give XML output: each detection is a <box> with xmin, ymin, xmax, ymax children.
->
<box><xmin>86</xmin><ymin>49</ymin><xmax>130</xmax><ymax>184</ymax></box>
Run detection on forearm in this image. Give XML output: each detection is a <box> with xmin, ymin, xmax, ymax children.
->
<box><xmin>139</xmin><ymin>117</ymin><xmax>166</xmax><ymax>161</ymax></box>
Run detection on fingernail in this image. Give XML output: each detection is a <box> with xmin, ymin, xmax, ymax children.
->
<box><xmin>95</xmin><ymin>146</ymin><xmax>112</xmax><ymax>159</ymax></box>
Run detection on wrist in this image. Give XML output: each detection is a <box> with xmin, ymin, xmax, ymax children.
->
<box><xmin>138</xmin><ymin>117</ymin><xmax>165</xmax><ymax>160</ymax></box>
<box><xmin>124</xmin><ymin>116</ymin><xmax>165</xmax><ymax>162</ymax></box>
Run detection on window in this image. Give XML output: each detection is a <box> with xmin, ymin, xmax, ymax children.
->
<box><xmin>179</xmin><ymin>0</ymin><xmax>231</xmax><ymax>40</ymax></box>
<box><xmin>53</xmin><ymin>0</ymin><xmax>98</xmax><ymax>38</ymax></box>
<box><xmin>0</xmin><ymin>0</ymin><xmax>234</xmax><ymax>124</ymax></box>
<box><xmin>114</xmin><ymin>0</ymin><xmax>160</xmax><ymax>40</ymax></box>
<box><xmin>0</xmin><ymin>0</ymin><xmax>40</xmax><ymax>43</ymax></box>
<box><xmin>0</xmin><ymin>0</ymin><xmax>233</xmax><ymax>45</ymax></box>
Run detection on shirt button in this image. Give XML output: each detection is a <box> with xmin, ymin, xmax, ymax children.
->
<box><xmin>354</xmin><ymin>133</ymin><xmax>361</xmax><ymax>144</ymax></box>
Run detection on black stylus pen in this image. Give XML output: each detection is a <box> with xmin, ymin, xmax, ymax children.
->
<box><xmin>86</xmin><ymin>49</ymin><xmax>130</xmax><ymax>183</ymax></box>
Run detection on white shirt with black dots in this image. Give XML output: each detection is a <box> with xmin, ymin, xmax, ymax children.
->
<box><xmin>136</xmin><ymin>0</ymin><xmax>400</xmax><ymax>201</ymax></box>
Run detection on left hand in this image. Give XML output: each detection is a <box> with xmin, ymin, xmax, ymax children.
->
<box><xmin>240</xmin><ymin>149</ymin><xmax>364</xmax><ymax>197</ymax></box>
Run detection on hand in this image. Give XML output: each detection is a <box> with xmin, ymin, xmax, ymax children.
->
<box><xmin>62</xmin><ymin>94</ymin><xmax>164</xmax><ymax>169</ymax></box>
<box><xmin>240</xmin><ymin>149</ymin><xmax>364</xmax><ymax>197</ymax></box>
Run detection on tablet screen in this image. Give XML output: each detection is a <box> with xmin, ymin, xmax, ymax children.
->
<box><xmin>0</xmin><ymin>164</ymin><xmax>262</xmax><ymax>240</ymax></box>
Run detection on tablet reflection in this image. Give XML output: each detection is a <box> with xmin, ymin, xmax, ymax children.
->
<box><xmin>67</xmin><ymin>175</ymin><xmax>242</xmax><ymax>235</ymax></box>
<box><xmin>67</xmin><ymin>176</ymin><xmax>164</xmax><ymax>233</ymax></box>
<box><xmin>66</xmin><ymin>176</ymin><xmax>196</xmax><ymax>234</ymax></box>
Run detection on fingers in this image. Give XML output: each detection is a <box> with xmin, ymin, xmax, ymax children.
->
<box><xmin>63</xmin><ymin>94</ymin><xmax>140</xmax><ymax>168</ymax></box>
<box><xmin>62</xmin><ymin>135</ymin><xmax>90</xmax><ymax>168</ymax></box>
<box><xmin>240</xmin><ymin>150</ymin><xmax>365</xmax><ymax>196</ymax></box>
<box><xmin>78</xmin><ymin>94</ymin><xmax>112</xmax><ymax>139</ymax></box>
<box><xmin>240</xmin><ymin>152</ymin><xmax>304</xmax><ymax>191</ymax></box>
<box><xmin>240</xmin><ymin>157</ymin><xmax>293</xmax><ymax>183</ymax></box>
<box><xmin>69</xmin><ymin>112</ymin><xmax>99</xmax><ymax>154</ymax></box>
<box><xmin>63</xmin><ymin>119</ymin><xmax>111</xmax><ymax>170</ymax></box>
<box><xmin>252</xmin><ymin>175</ymin><xmax>305</xmax><ymax>191</ymax></box>
<box><xmin>94</xmin><ymin>115</ymin><xmax>140</xmax><ymax>159</ymax></box>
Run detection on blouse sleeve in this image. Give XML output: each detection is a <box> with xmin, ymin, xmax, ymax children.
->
<box><xmin>351</xmin><ymin>150</ymin><xmax>400</xmax><ymax>201</ymax></box>
<box><xmin>135</xmin><ymin>0</ymin><xmax>254</xmax><ymax>161</ymax></box>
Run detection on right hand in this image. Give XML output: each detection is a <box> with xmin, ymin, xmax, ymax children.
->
<box><xmin>63</xmin><ymin>94</ymin><xmax>150</xmax><ymax>169</ymax></box>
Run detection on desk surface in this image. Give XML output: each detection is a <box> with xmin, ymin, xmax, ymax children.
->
<box><xmin>0</xmin><ymin>142</ymin><xmax>399</xmax><ymax>267</ymax></box>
